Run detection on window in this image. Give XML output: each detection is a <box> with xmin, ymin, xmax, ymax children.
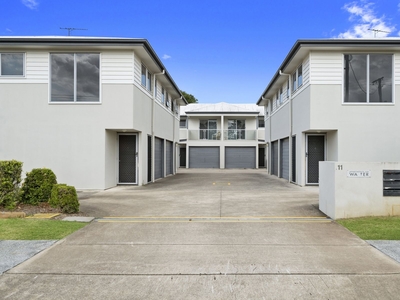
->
<box><xmin>258</xmin><ymin>117</ymin><xmax>265</xmax><ymax>128</ymax></box>
<box><xmin>166</xmin><ymin>92</ymin><xmax>170</xmax><ymax>107</ymax></box>
<box><xmin>279</xmin><ymin>87</ymin><xmax>283</xmax><ymax>105</ymax></box>
<box><xmin>50</xmin><ymin>53</ymin><xmax>99</xmax><ymax>102</ymax></box>
<box><xmin>1</xmin><ymin>53</ymin><xmax>24</xmax><ymax>76</ymax></box>
<box><xmin>200</xmin><ymin>120</ymin><xmax>217</xmax><ymax>140</ymax></box>
<box><xmin>141</xmin><ymin>64</ymin><xmax>152</xmax><ymax>92</ymax></box>
<box><xmin>228</xmin><ymin>119</ymin><xmax>245</xmax><ymax>140</ymax></box>
<box><xmin>155</xmin><ymin>79</ymin><xmax>158</xmax><ymax>98</ymax></box>
<box><xmin>292</xmin><ymin>64</ymin><xmax>303</xmax><ymax>92</ymax></box>
<box><xmin>297</xmin><ymin>65</ymin><xmax>303</xmax><ymax>87</ymax></box>
<box><xmin>161</xmin><ymin>87</ymin><xmax>165</xmax><ymax>104</ymax></box>
<box><xmin>180</xmin><ymin>119</ymin><xmax>187</xmax><ymax>128</ymax></box>
<box><xmin>344</xmin><ymin>54</ymin><xmax>393</xmax><ymax>103</ymax></box>
<box><xmin>292</xmin><ymin>73</ymin><xmax>297</xmax><ymax>92</ymax></box>
<box><xmin>286</xmin><ymin>80</ymin><xmax>290</xmax><ymax>97</ymax></box>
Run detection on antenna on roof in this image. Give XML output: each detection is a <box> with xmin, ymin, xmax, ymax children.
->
<box><xmin>368</xmin><ymin>28</ymin><xmax>390</xmax><ymax>38</ymax></box>
<box><xmin>60</xmin><ymin>27</ymin><xmax>88</xmax><ymax>36</ymax></box>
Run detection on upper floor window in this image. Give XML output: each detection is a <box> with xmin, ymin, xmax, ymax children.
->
<box><xmin>279</xmin><ymin>87</ymin><xmax>283</xmax><ymax>105</ymax></box>
<box><xmin>141</xmin><ymin>64</ymin><xmax>152</xmax><ymax>92</ymax></box>
<box><xmin>155</xmin><ymin>79</ymin><xmax>158</xmax><ymax>97</ymax></box>
<box><xmin>161</xmin><ymin>87</ymin><xmax>165</xmax><ymax>104</ymax></box>
<box><xmin>0</xmin><ymin>53</ymin><xmax>24</xmax><ymax>76</ymax></box>
<box><xmin>166</xmin><ymin>92</ymin><xmax>170</xmax><ymax>107</ymax></box>
<box><xmin>228</xmin><ymin>119</ymin><xmax>245</xmax><ymax>140</ymax></box>
<box><xmin>258</xmin><ymin>117</ymin><xmax>265</xmax><ymax>128</ymax></box>
<box><xmin>344</xmin><ymin>54</ymin><xmax>393</xmax><ymax>103</ymax></box>
<box><xmin>180</xmin><ymin>119</ymin><xmax>187</xmax><ymax>128</ymax></box>
<box><xmin>286</xmin><ymin>80</ymin><xmax>290</xmax><ymax>97</ymax></box>
<box><xmin>292</xmin><ymin>64</ymin><xmax>302</xmax><ymax>92</ymax></box>
<box><xmin>50</xmin><ymin>53</ymin><xmax>99</xmax><ymax>102</ymax></box>
<box><xmin>200</xmin><ymin>119</ymin><xmax>218</xmax><ymax>140</ymax></box>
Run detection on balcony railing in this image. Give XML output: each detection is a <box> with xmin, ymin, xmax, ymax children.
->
<box><xmin>187</xmin><ymin>129</ymin><xmax>256</xmax><ymax>141</ymax></box>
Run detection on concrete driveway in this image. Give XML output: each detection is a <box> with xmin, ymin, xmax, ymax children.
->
<box><xmin>1</xmin><ymin>169</ymin><xmax>400</xmax><ymax>299</ymax></box>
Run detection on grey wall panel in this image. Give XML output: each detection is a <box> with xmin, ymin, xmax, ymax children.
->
<box><xmin>155</xmin><ymin>137</ymin><xmax>164</xmax><ymax>180</ymax></box>
<box><xmin>225</xmin><ymin>147</ymin><xmax>256</xmax><ymax>169</ymax></box>
<box><xmin>280</xmin><ymin>138</ymin><xmax>289</xmax><ymax>180</ymax></box>
<box><xmin>189</xmin><ymin>147</ymin><xmax>219</xmax><ymax>168</ymax></box>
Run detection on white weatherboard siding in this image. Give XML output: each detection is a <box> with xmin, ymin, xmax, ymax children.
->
<box><xmin>26</xmin><ymin>52</ymin><xmax>48</xmax><ymax>82</ymax></box>
<box><xmin>133</xmin><ymin>55</ymin><xmax>141</xmax><ymax>86</ymax></box>
<box><xmin>102</xmin><ymin>52</ymin><xmax>134</xmax><ymax>84</ymax></box>
<box><xmin>309</xmin><ymin>51</ymin><xmax>342</xmax><ymax>85</ymax></box>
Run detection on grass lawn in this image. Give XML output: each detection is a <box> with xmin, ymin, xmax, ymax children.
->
<box><xmin>0</xmin><ymin>218</ymin><xmax>88</xmax><ymax>240</ymax></box>
<box><xmin>337</xmin><ymin>216</ymin><xmax>400</xmax><ymax>240</ymax></box>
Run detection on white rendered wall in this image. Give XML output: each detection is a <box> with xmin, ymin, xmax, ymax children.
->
<box><xmin>320</xmin><ymin>162</ymin><xmax>400</xmax><ymax>219</ymax></box>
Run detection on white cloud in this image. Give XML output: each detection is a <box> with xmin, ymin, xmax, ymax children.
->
<box><xmin>162</xmin><ymin>54</ymin><xmax>171</xmax><ymax>60</ymax></box>
<box><xmin>336</xmin><ymin>1</ymin><xmax>395</xmax><ymax>38</ymax></box>
<box><xmin>22</xmin><ymin>0</ymin><xmax>39</xmax><ymax>10</ymax></box>
<box><xmin>6</xmin><ymin>28</ymin><xmax>12</xmax><ymax>33</ymax></box>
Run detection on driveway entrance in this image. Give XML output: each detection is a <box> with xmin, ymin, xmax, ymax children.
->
<box><xmin>81</xmin><ymin>169</ymin><xmax>323</xmax><ymax>218</ymax></box>
<box><xmin>3</xmin><ymin>169</ymin><xmax>400</xmax><ymax>299</ymax></box>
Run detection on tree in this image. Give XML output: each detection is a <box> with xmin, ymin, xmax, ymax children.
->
<box><xmin>181</xmin><ymin>90</ymin><xmax>198</xmax><ymax>103</ymax></box>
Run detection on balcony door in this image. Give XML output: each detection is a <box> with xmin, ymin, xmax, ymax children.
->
<box><xmin>228</xmin><ymin>119</ymin><xmax>245</xmax><ymax>140</ymax></box>
<box><xmin>200</xmin><ymin>120</ymin><xmax>217</xmax><ymax>140</ymax></box>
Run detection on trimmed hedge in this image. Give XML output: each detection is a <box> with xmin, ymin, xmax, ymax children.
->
<box><xmin>20</xmin><ymin>168</ymin><xmax>57</xmax><ymax>205</ymax></box>
<box><xmin>0</xmin><ymin>160</ymin><xmax>23</xmax><ymax>208</ymax></box>
<box><xmin>49</xmin><ymin>184</ymin><xmax>79</xmax><ymax>213</ymax></box>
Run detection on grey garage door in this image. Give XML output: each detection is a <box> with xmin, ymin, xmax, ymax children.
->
<box><xmin>271</xmin><ymin>141</ymin><xmax>278</xmax><ymax>176</ymax></box>
<box><xmin>280</xmin><ymin>138</ymin><xmax>289</xmax><ymax>180</ymax></box>
<box><xmin>189</xmin><ymin>147</ymin><xmax>220</xmax><ymax>168</ymax></box>
<box><xmin>166</xmin><ymin>140</ymin><xmax>173</xmax><ymax>175</ymax></box>
<box><xmin>225</xmin><ymin>147</ymin><xmax>256</xmax><ymax>169</ymax></box>
<box><xmin>155</xmin><ymin>137</ymin><xmax>164</xmax><ymax>180</ymax></box>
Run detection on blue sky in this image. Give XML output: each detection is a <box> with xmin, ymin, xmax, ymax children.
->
<box><xmin>3</xmin><ymin>0</ymin><xmax>400</xmax><ymax>103</ymax></box>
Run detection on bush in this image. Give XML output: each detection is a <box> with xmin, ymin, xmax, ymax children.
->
<box><xmin>49</xmin><ymin>184</ymin><xmax>79</xmax><ymax>213</ymax></box>
<box><xmin>0</xmin><ymin>160</ymin><xmax>23</xmax><ymax>209</ymax></box>
<box><xmin>20</xmin><ymin>168</ymin><xmax>57</xmax><ymax>205</ymax></box>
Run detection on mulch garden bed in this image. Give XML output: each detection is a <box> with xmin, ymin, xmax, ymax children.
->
<box><xmin>0</xmin><ymin>202</ymin><xmax>88</xmax><ymax>220</ymax></box>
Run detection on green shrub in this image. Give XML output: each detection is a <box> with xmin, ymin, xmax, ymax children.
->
<box><xmin>20</xmin><ymin>168</ymin><xmax>57</xmax><ymax>205</ymax></box>
<box><xmin>0</xmin><ymin>160</ymin><xmax>23</xmax><ymax>209</ymax></box>
<box><xmin>49</xmin><ymin>184</ymin><xmax>79</xmax><ymax>213</ymax></box>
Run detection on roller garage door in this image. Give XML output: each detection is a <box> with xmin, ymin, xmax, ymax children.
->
<box><xmin>280</xmin><ymin>138</ymin><xmax>289</xmax><ymax>180</ymax></box>
<box><xmin>271</xmin><ymin>141</ymin><xmax>278</xmax><ymax>176</ymax></box>
<box><xmin>166</xmin><ymin>140</ymin><xmax>173</xmax><ymax>175</ymax></box>
<box><xmin>155</xmin><ymin>137</ymin><xmax>164</xmax><ymax>180</ymax></box>
<box><xmin>189</xmin><ymin>147</ymin><xmax>220</xmax><ymax>168</ymax></box>
<box><xmin>225</xmin><ymin>147</ymin><xmax>256</xmax><ymax>169</ymax></box>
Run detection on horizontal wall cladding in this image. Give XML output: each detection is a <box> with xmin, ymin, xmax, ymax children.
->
<box><xmin>395</xmin><ymin>53</ymin><xmax>400</xmax><ymax>85</ymax></box>
<box><xmin>303</xmin><ymin>56</ymin><xmax>310</xmax><ymax>86</ymax></box>
<box><xmin>101</xmin><ymin>52</ymin><xmax>134</xmax><ymax>84</ymax></box>
<box><xmin>26</xmin><ymin>52</ymin><xmax>48</xmax><ymax>81</ymax></box>
<box><xmin>309</xmin><ymin>51</ymin><xmax>343</xmax><ymax>85</ymax></box>
<box><xmin>134</xmin><ymin>55</ymin><xmax>141</xmax><ymax>86</ymax></box>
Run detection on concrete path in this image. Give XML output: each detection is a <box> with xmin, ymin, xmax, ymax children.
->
<box><xmin>1</xmin><ymin>169</ymin><xmax>400</xmax><ymax>299</ymax></box>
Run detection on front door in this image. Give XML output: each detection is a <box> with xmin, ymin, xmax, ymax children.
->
<box><xmin>306</xmin><ymin>135</ymin><xmax>325</xmax><ymax>184</ymax></box>
<box><xmin>118</xmin><ymin>134</ymin><xmax>137</xmax><ymax>184</ymax></box>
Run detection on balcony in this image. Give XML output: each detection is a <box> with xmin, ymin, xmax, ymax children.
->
<box><xmin>187</xmin><ymin>129</ymin><xmax>257</xmax><ymax>141</ymax></box>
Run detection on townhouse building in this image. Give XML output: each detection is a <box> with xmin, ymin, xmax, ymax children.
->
<box><xmin>179</xmin><ymin>102</ymin><xmax>265</xmax><ymax>169</ymax></box>
<box><xmin>257</xmin><ymin>39</ymin><xmax>400</xmax><ymax>186</ymax></box>
<box><xmin>0</xmin><ymin>36</ymin><xmax>187</xmax><ymax>189</ymax></box>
